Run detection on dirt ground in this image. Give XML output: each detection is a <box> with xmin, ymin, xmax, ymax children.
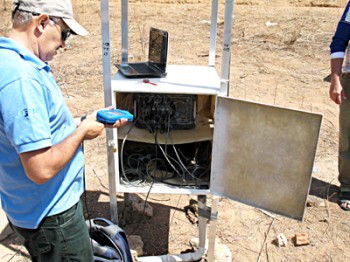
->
<box><xmin>1</xmin><ymin>0</ymin><xmax>350</xmax><ymax>261</ymax></box>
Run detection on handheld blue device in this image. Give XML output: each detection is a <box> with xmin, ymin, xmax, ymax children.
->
<box><xmin>97</xmin><ymin>109</ymin><xmax>134</xmax><ymax>124</ymax></box>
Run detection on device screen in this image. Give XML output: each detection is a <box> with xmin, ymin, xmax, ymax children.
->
<box><xmin>149</xmin><ymin>28</ymin><xmax>168</xmax><ymax>69</ymax></box>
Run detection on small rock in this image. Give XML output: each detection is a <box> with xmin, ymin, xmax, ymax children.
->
<box><xmin>294</xmin><ymin>233</ymin><xmax>310</xmax><ymax>246</ymax></box>
<box><xmin>275</xmin><ymin>233</ymin><xmax>288</xmax><ymax>247</ymax></box>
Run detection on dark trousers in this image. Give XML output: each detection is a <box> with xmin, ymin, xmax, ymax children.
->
<box><xmin>10</xmin><ymin>199</ymin><xmax>94</xmax><ymax>262</ymax></box>
<box><xmin>339</xmin><ymin>74</ymin><xmax>350</xmax><ymax>192</ymax></box>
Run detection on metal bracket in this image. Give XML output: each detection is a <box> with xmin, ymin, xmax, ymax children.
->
<box><xmin>107</xmin><ymin>140</ymin><xmax>117</xmax><ymax>153</ymax></box>
<box><xmin>107</xmin><ymin>140</ymin><xmax>115</xmax><ymax>147</ymax></box>
<box><xmin>198</xmin><ymin>206</ymin><xmax>218</xmax><ymax>221</ymax></box>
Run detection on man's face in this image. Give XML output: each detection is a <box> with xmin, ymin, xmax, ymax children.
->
<box><xmin>37</xmin><ymin>17</ymin><xmax>70</xmax><ymax>62</ymax></box>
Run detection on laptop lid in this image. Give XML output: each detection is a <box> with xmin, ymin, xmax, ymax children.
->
<box><xmin>148</xmin><ymin>27</ymin><xmax>168</xmax><ymax>73</ymax></box>
<box><xmin>115</xmin><ymin>27</ymin><xmax>169</xmax><ymax>78</ymax></box>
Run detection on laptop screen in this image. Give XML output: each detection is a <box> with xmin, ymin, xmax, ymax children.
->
<box><xmin>148</xmin><ymin>28</ymin><xmax>168</xmax><ymax>71</ymax></box>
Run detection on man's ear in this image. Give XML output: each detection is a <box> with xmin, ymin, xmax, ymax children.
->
<box><xmin>36</xmin><ymin>14</ymin><xmax>50</xmax><ymax>33</ymax></box>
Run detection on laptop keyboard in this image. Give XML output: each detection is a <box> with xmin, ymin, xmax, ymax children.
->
<box><xmin>130</xmin><ymin>63</ymin><xmax>157</xmax><ymax>74</ymax></box>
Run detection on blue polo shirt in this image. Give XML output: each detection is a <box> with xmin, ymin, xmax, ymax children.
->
<box><xmin>0</xmin><ymin>37</ymin><xmax>84</xmax><ymax>229</ymax></box>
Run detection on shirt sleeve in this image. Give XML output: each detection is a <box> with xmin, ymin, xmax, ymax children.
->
<box><xmin>330</xmin><ymin>1</ymin><xmax>350</xmax><ymax>57</ymax></box>
<box><xmin>0</xmin><ymin>77</ymin><xmax>52</xmax><ymax>153</ymax></box>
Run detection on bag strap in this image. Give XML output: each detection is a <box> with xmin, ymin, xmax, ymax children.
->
<box><xmin>91</xmin><ymin>217</ymin><xmax>115</xmax><ymax>226</ymax></box>
<box><xmin>86</xmin><ymin>218</ymin><xmax>134</xmax><ymax>262</ymax></box>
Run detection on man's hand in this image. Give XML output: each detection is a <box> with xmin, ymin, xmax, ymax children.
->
<box><xmin>330</xmin><ymin>80</ymin><xmax>346</xmax><ymax>104</ymax></box>
<box><xmin>105</xmin><ymin>118</ymin><xmax>128</xmax><ymax>128</ymax></box>
<box><xmin>330</xmin><ymin>58</ymin><xmax>347</xmax><ymax>105</ymax></box>
<box><xmin>79</xmin><ymin>118</ymin><xmax>105</xmax><ymax>140</ymax></box>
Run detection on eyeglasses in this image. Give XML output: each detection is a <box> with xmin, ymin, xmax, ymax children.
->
<box><xmin>49</xmin><ymin>17</ymin><xmax>71</xmax><ymax>42</ymax></box>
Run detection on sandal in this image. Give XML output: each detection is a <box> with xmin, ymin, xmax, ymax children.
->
<box><xmin>339</xmin><ymin>191</ymin><xmax>350</xmax><ymax>211</ymax></box>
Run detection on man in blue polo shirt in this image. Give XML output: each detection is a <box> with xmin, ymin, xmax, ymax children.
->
<box><xmin>0</xmin><ymin>0</ymin><xmax>126</xmax><ymax>260</ymax></box>
<box><xmin>330</xmin><ymin>1</ymin><xmax>350</xmax><ymax>211</ymax></box>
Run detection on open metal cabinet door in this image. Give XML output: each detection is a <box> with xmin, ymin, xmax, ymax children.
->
<box><xmin>210</xmin><ymin>96</ymin><xmax>323</xmax><ymax>221</ymax></box>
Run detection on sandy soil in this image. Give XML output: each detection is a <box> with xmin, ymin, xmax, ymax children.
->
<box><xmin>1</xmin><ymin>0</ymin><xmax>350</xmax><ymax>261</ymax></box>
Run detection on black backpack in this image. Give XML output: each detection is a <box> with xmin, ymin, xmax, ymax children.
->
<box><xmin>86</xmin><ymin>218</ymin><xmax>133</xmax><ymax>262</ymax></box>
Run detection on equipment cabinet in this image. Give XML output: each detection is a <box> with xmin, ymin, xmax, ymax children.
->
<box><xmin>112</xmin><ymin>65</ymin><xmax>220</xmax><ymax>195</ymax></box>
<box><xmin>101</xmin><ymin>0</ymin><xmax>234</xmax><ymax>216</ymax></box>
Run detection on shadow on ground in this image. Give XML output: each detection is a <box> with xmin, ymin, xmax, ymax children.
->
<box><xmin>82</xmin><ymin>190</ymin><xmax>180</xmax><ymax>256</ymax></box>
<box><xmin>309</xmin><ymin>177</ymin><xmax>339</xmax><ymax>203</ymax></box>
<box><xmin>0</xmin><ymin>190</ymin><xmax>180</xmax><ymax>258</ymax></box>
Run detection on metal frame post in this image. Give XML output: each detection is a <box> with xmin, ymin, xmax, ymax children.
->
<box><xmin>220</xmin><ymin>0</ymin><xmax>234</xmax><ymax>96</ymax></box>
<box><xmin>209</xmin><ymin>0</ymin><xmax>218</xmax><ymax>67</ymax></box>
<box><xmin>101</xmin><ymin>0</ymin><xmax>119</xmax><ymax>224</ymax></box>
<box><xmin>121</xmin><ymin>0</ymin><xmax>128</xmax><ymax>63</ymax></box>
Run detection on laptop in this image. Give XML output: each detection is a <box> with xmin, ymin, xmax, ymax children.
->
<box><xmin>115</xmin><ymin>27</ymin><xmax>169</xmax><ymax>78</ymax></box>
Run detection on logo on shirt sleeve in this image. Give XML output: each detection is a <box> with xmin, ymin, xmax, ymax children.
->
<box><xmin>18</xmin><ymin>108</ymin><xmax>38</xmax><ymax>118</ymax></box>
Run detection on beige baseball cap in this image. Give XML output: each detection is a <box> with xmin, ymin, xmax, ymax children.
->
<box><xmin>13</xmin><ymin>0</ymin><xmax>89</xmax><ymax>36</ymax></box>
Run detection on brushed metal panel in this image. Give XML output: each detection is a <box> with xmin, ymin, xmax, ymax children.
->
<box><xmin>211</xmin><ymin>97</ymin><xmax>322</xmax><ymax>221</ymax></box>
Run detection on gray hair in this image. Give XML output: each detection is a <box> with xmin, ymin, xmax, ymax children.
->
<box><xmin>12</xmin><ymin>10</ymin><xmax>34</xmax><ymax>27</ymax></box>
<box><xmin>12</xmin><ymin>10</ymin><xmax>61</xmax><ymax>28</ymax></box>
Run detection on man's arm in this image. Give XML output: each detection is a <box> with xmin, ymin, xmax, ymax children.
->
<box><xmin>19</xmin><ymin>119</ymin><xmax>104</xmax><ymax>184</ymax></box>
<box><xmin>330</xmin><ymin>58</ymin><xmax>345</xmax><ymax>104</ymax></box>
<box><xmin>329</xmin><ymin>2</ymin><xmax>350</xmax><ymax>104</ymax></box>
